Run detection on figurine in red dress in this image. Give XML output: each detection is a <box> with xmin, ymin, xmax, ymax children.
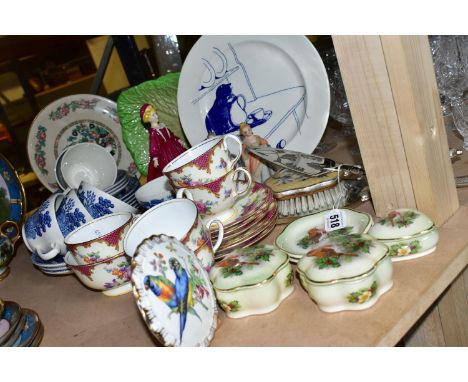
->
<box><xmin>140</xmin><ymin>103</ymin><xmax>186</xmax><ymax>181</ymax></box>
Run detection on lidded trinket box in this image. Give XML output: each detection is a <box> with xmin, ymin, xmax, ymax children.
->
<box><xmin>297</xmin><ymin>234</ymin><xmax>393</xmax><ymax>313</ymax></box>
<box><xmin>368</xmin><ymin>208</ymin><xmax>438</xmax><ymax>262</ymax></box>
<box><xmin>209</xmin><ymin>245</ymin><xmax>294</xmax><ymax>318</ymax></box>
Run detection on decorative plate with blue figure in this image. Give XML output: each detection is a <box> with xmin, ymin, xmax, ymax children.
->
<box><xmin>178</xmin><ymin>36</ymin><xmax>330</xmax><ymax>154</ymax></box>
<box><xmin>0</xmin><ymin>154</ymin><xmax>26</xmax><ymax>241</ymax></box>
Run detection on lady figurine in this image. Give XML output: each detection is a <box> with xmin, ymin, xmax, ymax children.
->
<box><xmin>140</xmin><ymin>103</ymin><xmax>186</xmax><ymax>182</ymax></box>
<box><xmin>240</xmin><ymin>122</ymin><xmax>271</xmax><ymax>182</ymax></box>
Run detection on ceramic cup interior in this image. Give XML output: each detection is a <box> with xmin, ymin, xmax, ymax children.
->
<box><xmin>124</xmin><ymin>198</ymin><xmax>198</xmax><ymax>257</ymax></box>
<box><xmin>135</xmin><ymin>175</ymin><xmax>174</xmax><ymax>205</ymax></box>
<box><xmin>60</xmin><ymin>142</ymin><xmax>117</xmax><ymax>189</ymax></box>
<box><xmin>54</xmin><ymin>149</ymin><xmax>69</xmax><ymax>191</ymax></box>
<box><xmin>65</xmin><ymin>212</ymin><xmax>132</xmax><ymax>246</ymax></box>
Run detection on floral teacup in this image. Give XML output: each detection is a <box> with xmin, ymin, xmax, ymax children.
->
<box><xmin>163</xmin><ymin>134</ymin><xmax>242</xmax><ymax>187</ymax></box>
<box><xmin>23</xmin><ymin>192</ymin><xmax>68</xmax><ymax>260</ymax></box>
<box><xmin>123</xmin><ymin>198</ymin><xmax>223</xmax><ymax>271</ymax></box>
<box><xmin>176</xmin><ymin>167</ymin><xmax>252</xmax><ymax>223</ymax></box>
<box><xmin>64</xmin><ymin>212</ymin><xmax>133</xmax><ymax>265</ymax></box>
<box><xmin>135</xmin><ymin>175</ymin><xmax>174</xmax><ymax>210</ymax></box>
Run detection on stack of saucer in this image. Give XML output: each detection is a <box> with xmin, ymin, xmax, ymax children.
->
<box><xmin>0</xmin><ymin>300</ymin><xmax>44</xmax><ymax>347</ymax></box>
<box><xmin>103</xmin><ymin>169</ymin><xmax>130</xmax><ymax>196</ymax></box>
<box><xmin>206</xmin><ymin>183</ymin><xmax>278</xmax><ymax>260</ymax></box>
<box><xmin>112</xmin><ymin>174</ymin><xmax>140</xmax><ymax>209</ymax></box>
<box><xmin>30</xmin><ymin>252</ymin><xmax>72</xmax><ymax>275</ymax></box>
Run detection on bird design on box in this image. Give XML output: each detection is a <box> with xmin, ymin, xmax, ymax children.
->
<box><xmin>144</xmin><ymin>257</ymin><xmax>207</xmax><ymax>342</ymax></box>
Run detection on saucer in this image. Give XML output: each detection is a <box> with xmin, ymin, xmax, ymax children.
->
<box><xmin>202</xmin><ymin>182</ymin><xmax>272</xmax><ymax>231</ymax></box>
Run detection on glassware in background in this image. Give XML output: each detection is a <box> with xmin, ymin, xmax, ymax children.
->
<box><xmin>320</xmin><ymin>47</ymin><xmax>355</xmax><ymax>136</ymax></box>
<box><xmin>452</xmin><ymin>96</ymin><xmax>468</xmax><ymax>150</ymax></box>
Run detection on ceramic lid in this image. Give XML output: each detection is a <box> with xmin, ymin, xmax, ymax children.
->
<box><xmin>368</xmin><ymin>208</ymin><xmax>434</xmax><ymax>240</ymax></box>
<box><xmin>275</xmin><ymin>208</ymin><xmax>373</xmax><ymax>257</ymax></box>
<box><xmin>210</xmin><ymin>245</ymin><xmax>289</xmax><ymax>290</ymax></box>
<box><xmin>297</xmin><ymin>234</ymin><xmax>388</xmax><ymax>283</ymax></box>
<box><xmin>131</xmin><ymin>234</ymin><xmax>217</xmax><ymax>347</ymax></box>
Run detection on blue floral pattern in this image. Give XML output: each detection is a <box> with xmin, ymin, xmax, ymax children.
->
<box><xmin>24</xmin><ymin>200</ymin><xmax>52</xmax><ymax>240</ymax></box>
<box><xmin>56</xmin><ymin>197</ymin><xmax>87</xmax><ymax>237</ymax></box>
<box><xmin>77</xmin><ymin>189</ymin><xmax>115</xmax><ymax>218</ymax></box>
<box><xmin>140</xmin><ymin>196</ymin><xmax>173</xmax><ymax>210</ymax></box>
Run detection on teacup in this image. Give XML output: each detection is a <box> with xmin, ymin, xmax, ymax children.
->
<box><xmin>23</xmin><ymin>192</ymin><xmax>68</xmax><ymax>260</ymax></box>
<box><xmin>77</xmin><ymin>181</ymin><xmax>138</xmax><ymax>219</ymax></box>
<box><xmin>123</xmin><ymin>198</ymin><xmax>224</xmax><ymax>271</ymax></box>
<box><xmin>135</xmin><ymin>175</ymin><xmax>174</xmax><ymax>210</ymax></box>
<box><xmin>65</xmin><ymin>251</ymin><xmax>132</xmax><ymax>296</ymax></box>
<box><xmin>56</xmin><ymin>189</ymin><xmax>94</xmax><ymax>240</ymax></box>
<box><xmin>60</xmin><ymin>142</ymin><xmax>117</xmax><ymax>189</ymax></box>
<box><xmin>176</xmin><ymin>167</ymin><xmax>252</xmax><ymax>222</ymax></box>
<box><xmin>65</xmin><ymin>212</ymin><xmax>133</xmax><ymax>265</ymax></box>
<box><xmin>0</xmin><ymin>220</ymin><xmax>20</xmax><ymax>280</ymax></box>
<box><xmin>163</xmin><ymin>134</ymin><xmax>242</xmax><ymax>187</ymax></box>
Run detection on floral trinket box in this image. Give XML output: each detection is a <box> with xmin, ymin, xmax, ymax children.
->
<box><xmin>209</xmin><ymin>245</ymin><xmax>294</xmax><ymax>318</ymax></box>
<box><xmin>296</xmin><ymin>234</ymin><xmax>393</xmax><ymax>313</ymax></box>
<box><xmin>368</xmin><ymin>208</ymin><xmax>438</xmax><ymax>262</ymax></box>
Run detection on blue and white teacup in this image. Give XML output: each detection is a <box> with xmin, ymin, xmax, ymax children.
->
<box><xmin>56</xmin><ymin>189</ymin><xmax>94</xmax><ymax>245</ymax></box>
<box><xmin>135</xmin><ymin>175</ymin><xmax>174</xmax><ymax>210</ymax></box>
<box><xmin>22</xmin><ymin>192</ymin><xmax>68</xmax><ymax>261</ymax></box>
<box><xmin>77</xmin><ymin>182</ymin><xmax>138</xmax><ymax>219</ymax></box>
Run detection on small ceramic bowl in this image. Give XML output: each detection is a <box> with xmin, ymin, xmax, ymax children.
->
<box><xmin>275</xmin><ymin>208</ymin><xmax>373</xmax><ymax>262</ymax></box>
<box><xmin>65</xmin><ymin>251</ymin><xmax>132</xmax><ymax>296</ymax></box>
<box><xmin>297</xmin><ymin>234</ymin><xmax>393</xmax><ymax>313</ymax></box>
<box><xmin>135</xmin><ymin>175</ymin><xmax>174</xmax><ymax>210</ymax></box>
<box><xmin>368</xmin><ymin>208</ymin><xmax>438</xmax><ymax>262</ymax></box>
<box><xmin>60</xmin><ymin>142</ymin><xmax>117</xmax><ymax>189</ymax></box>
<box><xmin>209</xmin><ymin>245</ymin><xmax>294</xmax><ymax>318</ymax></box>
<box><xmin>77</xmin><ymin>181</ymin><xmax>138</xmax><ymax>219</ymax></box>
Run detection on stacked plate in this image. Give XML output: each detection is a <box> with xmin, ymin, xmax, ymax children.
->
<box><xmin>113</xmin><ymin>174</ymin><xmax>140</xmax><ymax>209</ymax></box>
<box><xmin>31</xmin><ymin>252</ymin><xmax>72</xmax><ymax>276</ymax></box>
<box><xmin>0</xmin><ymin>301</ymin><xmax>44</xmax><ymax>347</ymax></box>
<box><xmin>206</xmin><ymin>183</ymin><xmax>278</xmax><ymax>260</ymax></box>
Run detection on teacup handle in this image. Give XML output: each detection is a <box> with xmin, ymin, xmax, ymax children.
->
<box><xmin>232</xmin><ymin>167</ymin><xmax>252</xmax><ymax>198</ymax></box>
<box><xmin>222</xmin><ymin>134</ymin><xmax>242</xmax><ymax>167</ymax></box>
<box><xmin>204</xmin><ymin>218</ymin><xmax>224</xmax><ymax>253</ymax></box>
<box><xmin>0</xmin><ymin>220</ymin><xmax>20</xmax><ymax>245</ymax></box>
<box><xmin>37</xmin><ymin>242</ymin><xmax>60</xmax><ymax>261</ymax></box>
<box><xmin>176</xmin><ymin>188</ymin><xmax>194</xmax><ymax>201</ymax></box>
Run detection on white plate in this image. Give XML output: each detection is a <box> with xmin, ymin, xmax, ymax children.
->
<box><xmin>27</xmin><ymin>94</ymin><xmax>139</xmax><ymax>192</ymax></box>
<box><xmin>131</xmin><ymin>234</ymin><xmax>217</xmax><ymax>346</ymax></box>
<box><xmin>178</xmin><ymin>36</ymin><xmax>330</xmax><ymax>153</ymax></box>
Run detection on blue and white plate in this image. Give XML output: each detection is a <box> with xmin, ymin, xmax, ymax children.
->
<box><xmin>0</xmin><ymin>154</ymin><xmax>26</xmax><ymax>239</ymax></box>
<box><xmin>178</xmin><ymin>36</ymin><xmax>330</xmax><ymax>154</ymax></box>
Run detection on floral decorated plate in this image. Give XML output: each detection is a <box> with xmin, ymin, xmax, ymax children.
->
<box><xmin>178</xmin><ymin>36</ymin><xmax>330</xmax><ymax>153</ymax></box>
<box><xmin>27</xmin><ymin>94</ymin><xmax>139</xmax><ymax>192</ymax></box>
<box><xmin>275</xmin><ymin>208</ymin><xmax>373</xmax><ymax>260</ymax></box>
<box><xmin>0</xmin><ymin>153</ymin><xmax>26</xmax><ymax>239</ymax></box>
<box><xmin>132</xmin><ymin>234</ymin><xmax>217</xmax><ymax>346</ymax></box>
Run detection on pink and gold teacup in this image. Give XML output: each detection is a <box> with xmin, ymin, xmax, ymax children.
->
<box><xmin>64</xmin><ymin>212</ymin><xmax>133</xmax><ymax>265</ymax></box>
<box><xmin>163</xmin><ymin>134</ymin><xmax>242</xmax><ymax>187</ymax></box>
<box><xmin>176</xmin><ymin>167</ymin><xmax>252</xmax><ymax>223</ymax></box>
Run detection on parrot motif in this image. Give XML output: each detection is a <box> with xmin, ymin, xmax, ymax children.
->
<box><xmin>144</xmin><ymin>257</ymin><xmax>207</xmax><ymax>343</ymax></box>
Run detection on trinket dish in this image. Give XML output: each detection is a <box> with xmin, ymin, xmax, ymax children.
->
<box><xmin>296</xmin><ymin>234</ymin><xmax>393</xmax><ymax>313</ymax></box>
<box><xmin>276</xmin><ymin>208</ymin><xmax>373</xmax><ymax>262</ymax></box>
<box><xmin>210</xmin><ymin>245</ymin><xmax>294</xmax><ymax>318</ymax></box>
<box><xmin>132</xmin><ymin>234</ymin><xmax>217</xmax><ymax>346</ymax></box>
<box><xmin>368</xmin><ymin>208</ymin><xmax>438</xmax><ymax>262</ymax></box>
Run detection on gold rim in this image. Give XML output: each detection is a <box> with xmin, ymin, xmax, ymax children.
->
<box><xmin>374</xmin><ymin>225</ymin><xmax>436</xmax><ymax>241</ymax></box>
